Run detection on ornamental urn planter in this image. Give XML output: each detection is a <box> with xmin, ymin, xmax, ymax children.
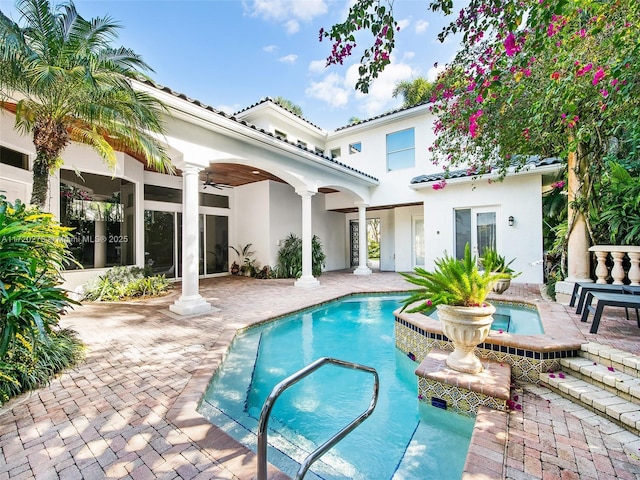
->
<box><xmin>492</xmin><ymin>277</ymin><xmax>511</xmax><ymax>294</ymax></box>
<box><xmin>437</xmin><ymin>303</ymin><xmax>496</xmax><ymax>374</ymax></box>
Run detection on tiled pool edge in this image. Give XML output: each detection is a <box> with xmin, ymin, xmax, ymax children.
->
<box><xmin>167</xmin><ymin>290</ymin><xmax>583</xmax><ymax>480</ymax></box>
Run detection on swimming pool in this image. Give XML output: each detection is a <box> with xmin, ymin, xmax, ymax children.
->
<box><xmin>425</xmin><ymin>301</ymin><xmax>544</xmax><ymax>335</ymax></box>
<box><xmin>199</xmin><ymin>294</ymin><xmax>474</xmax><ymax>480</ymax></box>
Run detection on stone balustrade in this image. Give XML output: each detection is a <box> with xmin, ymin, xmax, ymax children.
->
<box><xmin>589</xmin><ymin>245</ymin><xmax>640</xmax><ymax>285</ymax></box>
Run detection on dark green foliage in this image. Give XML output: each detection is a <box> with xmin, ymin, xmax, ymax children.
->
<box><xmin>400</xmin><ymin>244</ymin><xmax>508</xmax><ymax>312</ymax></box>
<box><xmin>0</xmin><ymin>196</ymin><xmax>84</xmax><ymax>405</ymax></box>
<box><xmin>275</xmin><ymin>233</ymin><xmax>326</xmax><ymax>278</ymax></box>
<box><xmin>82</xmin><ymin>266</ymin><xmax>171</xmax><ymax>301</ymax></box>
<box><xmin>0</xmin><ymin>197</ymin><xmax>78</xmax><ymax>358</ymax></box>
<box><xmin>480</xmin><ymin>248</ymin><xmax>521</xmax><ymax>278</ymax></box>
<box><xmin>0</xmin><ymin>328</ymin><xmax>84</xmax><ymax>405</ymax></box>
<box><xmin>590</xmin><ymin>161</ymin><xmax>640</xmax><ymax>245</ymax></box>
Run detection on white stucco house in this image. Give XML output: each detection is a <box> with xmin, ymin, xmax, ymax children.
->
<box><xmin>0</xmin><ymin>80</ymin><xmax>561</xmax><ymax>314</ymax></box>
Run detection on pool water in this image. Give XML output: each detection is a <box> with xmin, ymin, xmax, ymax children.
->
<box><xmin>426</xmin><ymin>302</ymin><xmax>544</xmax><ymax>335</ymax></box>
<box><xmin>199</xmin><ymin>295</ymin><xmax>474</xmax><ymax>480</ymax></box>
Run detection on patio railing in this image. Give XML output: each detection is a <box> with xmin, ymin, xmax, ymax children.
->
<box><xmin>589</xmin><ymin>245</ymin><xmax>640</xmax><ymax>285</ymax></box>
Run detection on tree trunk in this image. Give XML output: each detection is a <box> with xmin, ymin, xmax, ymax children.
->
<box><xmin>30</xmin><ymin>155</ymin><xmax>51</xmax><ymax>208</ymax></box>
<box><xmin>565</xmin><ymin>137</ymin><xmax>591</xmax><ymax>282</ymax></box>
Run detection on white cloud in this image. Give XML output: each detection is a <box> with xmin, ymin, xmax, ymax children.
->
<box><xmin>305</xmin><ymin>73</ymin><xmax>350</xmax><ymax>108</ymax></box>
<box><xmin>403</xmin><ymin>51</ymin><xmax>416</xmax><ymax>61</ymax></box>
<box><xmin>263</xmin><ymin>45</ymin><xmax>278</xmax><ymax>53</ymax></box>
<box><xmin>278</xmin><ymin>54</ymin><xmax>298</xmax><ymax>64</ymax></box>
<box><xmin>415</xmin><ymin>20</ymin><xmax>429</xmax><ymax>34</ymax></box>
<box><xmin>308</xmin><ymin>59</ymin><xmax>327</xmax><ymax>74</ymax></box>
<box><xmin>426</xmin><ymin>63</ymin><xmax>446</xmax><ymax>82</ymax></box>
<box><xmin>245</xmin><ymin>0</ymin><xmax>327</xmax><ymax>32</ymax></box>
<box><xmin>216</xmin><ymin>103</ymin><xmax>242</xmax><ymax>115</ymax></box>
<box><xmin>397</xmin><ymin>18</ymin><xmax>411</xmax><ymax>32</ymax></box>
<box><xmin>355</xmin><ymin>60</ymin><xmax>415</xmax><ymax>116</ymax></box>
<box><xmin>285</xmin><ymin>19</ymin><xmax>299</xmax><ymax>34</ymax></box>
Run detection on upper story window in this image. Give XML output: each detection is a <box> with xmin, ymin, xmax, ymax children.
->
<box><xmin>349</xmin><ymin>142</ymin><xmax>362</xmax><ymax>154</ymax></box>
<box><xmin>0</xmin><ymin>146</ymin><xmax>29</xmax><ymax>170</ymax></box>
<box><xmin>330</xmin><ymin>148</ymin><xmax>341</xmax><ymax>159</ymax></box>
<box><xmin>315</xmin><ymin>147</ymin><xmax>325</xmax><ymax>156</ymax></box>
<box><xmin>274</xmin><ymin>129</ymin><xmax>287</xmax><ymax>140</ymax></box>
<box><xmin>297</xmin><ymin>140</ymin><xmax>307</xmax><ymax>149</ymax></box>
<box><xmin>386</xmin><ymin>128</ymin><xmax>415</xmax><ymax>171</ymax></box>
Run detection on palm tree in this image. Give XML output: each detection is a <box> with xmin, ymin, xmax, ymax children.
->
<box><xmin>0</xmin><ymin>0</ymin><xmax>173</xmax><ymax>207</ymax></box>
<box><xmin>392</xmin><ymin>77</ymin><xmax>434</xmax><ymax>108</ymax></box>
<box><xmin>272</xmin><ymin>96</ymin><xmax>303</xmax><ymax>116</ymax></box>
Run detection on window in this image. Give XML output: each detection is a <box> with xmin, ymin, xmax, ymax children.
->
<box><xmin>0</xmin><ymin>146</ymin><xmax>28</xmax><ymax>170</ymax></box>
<box><xmin>60</xmin><ymin>171</ymin><xmax>135</xmax><ymax>269</ymax></box>
<box><xmin>297</xmin><ymin>140</ymin><xmax>307</xmax><ymax>149</ymax></box>
<box><xmin>144</xmin><ymin>184</ymin><xmax>182</xmax><ymax>203</ymax></box>
<box><xmin>274</xmin><ymin>129</ymin><xmax>287</xmax><ymax>139</ymax></box>
<box><xmin>386</xmin><ymin>128</ymin><xmax>415</xmax><ymax>171</ymax></box>
<box><xmin>330</xmin><ymin>148</ymin><xmax>341</xmax><ymax>159</ymax></box>
<box><xmin>315</xmin><ymin>147</ymin><xmax>325</xmax><ymax>156</ymax></box>
<box><xmin>349</xmin><ymin>142</ymin><xmax>362</xmax><ymax>154</ymax></box>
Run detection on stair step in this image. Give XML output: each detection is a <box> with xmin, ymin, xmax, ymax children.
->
<box><xmin>559</xmin><ymin>357</ymin><xmax>640</xmax><ymax>404</ymax></box>
<box><xmin>540</xmin><ymin>372</ymin><xmax>640</xmax><ymax>435</ymax></box>
<box><xmin>580</xmin><ymin>342</ymin><xmax>640</xmax><ymax>377</ymax></box>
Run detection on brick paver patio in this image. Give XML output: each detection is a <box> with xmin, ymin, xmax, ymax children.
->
<box><xmin>1</xmin><ymin>272</ymin><xmax>640</xmax><ymax>479</ymax></box>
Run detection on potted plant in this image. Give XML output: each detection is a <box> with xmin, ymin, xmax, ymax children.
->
<box><xmin>400</xmin><ymin>244</ymin><xmax>509</xmax><ymax>374</ymax></box>
<box><xmin>480</xmin><ymin>248</ymin><xmax>521</xmax><ymax>294</ymax></box>
<box><xmin>229</xmin><ymin>244</ymin><xmax>257</xmax><ymax>276</ymax></box>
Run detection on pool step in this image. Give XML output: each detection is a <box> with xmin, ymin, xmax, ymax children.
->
<box><xmin>415</xmin><ymin>349</ymin><xmax>512</xmax><ymax>415</ymax></box>
<box><xmin>539</xmin><ymin>342</ymin><xmax>640</xmax><ymax>436</ymax></box>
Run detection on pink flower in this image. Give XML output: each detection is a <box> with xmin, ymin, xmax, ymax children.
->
<box><xmin>608</xmin><ymin>366</ymin><xmax>615</xmax><ymax>372</ymax></box>
<box><xmin>592</xmin><ymin>67</ymin><xmax>605</xmax><ymax>85</ymax></box>
<box><xmin>469</xmin><ymin>109</ymin><xmax>483</xmax><ymax>138</ymax></box>
<box><xmin>432</xmin><ymin>179</ymin><xmax>447</xmax><ymax>191</ymax></box>
<box><xmin>426</xmin><ymin>300</ymin><xmax>433</xmax><ymax>306</ymax></box>
<box><xmin>576</xmin><ymin>63</ymin><xmax>593</xmax><ymax>77</ymax></box>
<box><xmin>475</xmin><ymin>94</ymin><xmax>484</xmax><ymax>103</ymax></box>
<box><xmin>600</xmin><ymin>89</ymin><xmax>609</xmax><ymax>97</ymax></box>
<box><xmin>551</xmin><ymin>180</ymin><xmax>565</xmax><ymax>189</ymax></box>
<box><xmin>578</xmin><ymin>28</ymin><xmax>586</xmax><ymax>37</ymax></box>
<box><xmin>503</xmin><ymin>32</ymin><xmax>519</xmax><ymax>56</ymax></box>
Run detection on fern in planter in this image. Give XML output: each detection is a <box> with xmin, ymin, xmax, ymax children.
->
<box><xmin>275</xmin><ymin>233</ymin><xmax>326</xmax><ymax>278</ymax></box>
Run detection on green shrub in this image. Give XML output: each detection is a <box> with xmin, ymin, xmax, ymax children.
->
<box><xmin>0</xmin><ymin>196</ymin><xmax>84</xmax><ymax>405</ymax></box>
<box><xmin>0</xmin><ymin>328</ymin><xmax>84</xmax><ymax>405</ymax></box>
<box><xmin>83</xmin><ymin>265</ymin><xmax>171</xmax><ymax>301</ymax></box>
<box><xmin>275</xmin><ymin>233</ymin><xmax>326</xmax><ymax>278</ymax></box>
<box><xmin>0</xmin><ymin>197</ymin><xmax>78</xmax><ymax>358</ymax></box>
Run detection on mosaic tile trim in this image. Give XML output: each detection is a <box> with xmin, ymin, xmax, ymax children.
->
<box><xmin>417</xmin><ymin>377</ymin><xmax>507</xmax><ymax>416</ymax></box>
<box><xmin>396</xmin><ymin>319</ymin><xmax>571</xmax><ymax>383</ymax></box>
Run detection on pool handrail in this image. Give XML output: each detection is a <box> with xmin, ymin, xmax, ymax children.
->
<box><xmin>256</xmin><ymin>356</ymin><xmax>380</xmax><ymax>480</ymax></box>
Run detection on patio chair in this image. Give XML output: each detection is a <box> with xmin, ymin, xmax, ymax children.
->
<box><xmin>570</xmin><ymin>282</ymin><xmax>626</xmax><ymax>314</ymax></box>
<box><xmin>580</xmin><ymin>290</ymin><xmax>640</xmax><ymax>334</ymax></box>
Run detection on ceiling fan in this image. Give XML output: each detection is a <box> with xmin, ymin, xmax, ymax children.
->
<box><xmin>203</xmin><ymin>172</ymin><xmax>232</xmax><ymax>190</ymax></box>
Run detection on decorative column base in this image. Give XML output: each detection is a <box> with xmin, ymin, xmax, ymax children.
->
<box><xmin>554</xmin><ymin>278</ymin><xmax>593</xmax><ymax>305</ymax></box>
<box><xmin>169</xmin><ymin>294</ymin><xmax>212</xmax><ymax>316</ymax></box>
<box><xmin>294</xmin><ymin>275</ymin><xmax>320</xmax><ymax>289</ymax></box>
<box><xmin>353</xmin><ymin>265</ymin><xmax>372</xmax><ymax>276</ymax></box>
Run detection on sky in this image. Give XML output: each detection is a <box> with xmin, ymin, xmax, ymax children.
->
<box><xmin>0</xmin><ymin>0</ymin><xmax>462</xmax><ymax>130</ymax></box>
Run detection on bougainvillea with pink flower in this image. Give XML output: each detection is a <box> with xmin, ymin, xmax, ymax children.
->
<box><xmin>323</xmin><ymin>0</ymin><xmax>639</xmax><ymax>256</ymax></box>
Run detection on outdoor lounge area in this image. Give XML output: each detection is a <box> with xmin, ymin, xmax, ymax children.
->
<box><xmin>2</xmin><ymin>272</ymin><xmax>640</xmax><ymax>479</ymax></box>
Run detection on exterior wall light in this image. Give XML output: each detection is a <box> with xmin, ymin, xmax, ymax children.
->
<box><xmin>508</xmin><ymin>215</ymin><xmax>515</xmax><ymax>226</ymax></box>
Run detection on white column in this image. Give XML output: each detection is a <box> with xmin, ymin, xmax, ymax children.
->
<box><xmin>94</xmin><ymin>220</ymin><xmax>107</xmax><ymax>268</ymax></box>
<box><xmin>170</xmin><ymin>164</ymin><xmax>212</xmax><ymax>315</ymax></box>
<box><xmin>354</xmin><ymin>202</ymin><xmax>372</xmax><ymax>275</ymax></box>
<box><xmin>295</xmin><ymin>190</ymin><xmax>320</xmax><ymax>288</ymax></box>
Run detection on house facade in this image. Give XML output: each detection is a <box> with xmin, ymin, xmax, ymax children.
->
<box><xmin>0</xmin><ymin>80</ymin><xmax>560</xmax><ymax>314</ymax></box>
